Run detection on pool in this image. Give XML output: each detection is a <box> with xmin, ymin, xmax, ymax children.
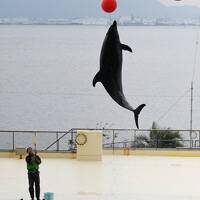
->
<box><xmin>1</xmin><ymin>155</ymin><xmax>200</xmax><ymax>200</ymax></box>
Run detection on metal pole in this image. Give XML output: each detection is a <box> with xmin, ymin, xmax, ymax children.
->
<box><xmin>71</xmin><ymin>130</ymin><xmax>74</xmax><ymax>150</ymax></box>
<box><xmin>34</xmin><ymin>132</ymin><xmax>37</xmax><ymax>151</ymax></box>
<box><xmin>199</xmin><ymin>131</ymin><xmax>200</xmax><ymax>147</ymax></box>
<box><xmin>134</xmin><ymin>130</ymin><xmax>136</xmax><ymax>149</ymax></box>
<box><xmin>56</xmin><ymin>132</ymin><xmax>59</xmax><ymax>151</ymax></box>
<box><xmin>190</xmin><ymin>81</ymin><xmax>194</xmax><ymax>148</ymax></box>
<box><xmin>12</xmin><ymin>132</ymin><xmax>15</xmax><ymax>151</ymax></box>
<box><xmin>112</xmin><ymin>130</ymin><xmax>115</xmax><ymax>155</ymax></box>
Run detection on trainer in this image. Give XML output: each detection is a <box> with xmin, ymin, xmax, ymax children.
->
<box><xmin>26</xmin><ymin>147</ymin><xmax>41</xmax><ymax>200</ymax></box>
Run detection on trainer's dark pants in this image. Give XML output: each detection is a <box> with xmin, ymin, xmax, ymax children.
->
<box><xmin>28</xmin><ymin>172</ymin><xmax>40</xmax><ymax>200</ymax></box>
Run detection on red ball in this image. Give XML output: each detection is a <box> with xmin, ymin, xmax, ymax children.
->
<box><xmin>101</xmin><ymin>0</ymin><xmax>117</xmax><ymax>13</ymax></box>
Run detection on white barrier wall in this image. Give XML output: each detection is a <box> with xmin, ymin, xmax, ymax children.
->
<box><xmin>76</xmin><ymin>130</ymin><xmax>102</xmax><ymax>161</ymax></box>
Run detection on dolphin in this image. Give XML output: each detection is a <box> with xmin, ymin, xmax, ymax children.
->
<box><xmin>92</xmin><ymin>20</ymin><xmax>145</xmax><ymax>129</ymax></box>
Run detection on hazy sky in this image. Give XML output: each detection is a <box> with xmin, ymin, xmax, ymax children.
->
<box><xmin>159</xmin><ymin>0</ymin><xmax>200</xmax><ymax>7</ymax></box>
<box><xmin>0</xmin><ymin>0</ymin><xmax>200</xmax><ymax>19</ymax></box>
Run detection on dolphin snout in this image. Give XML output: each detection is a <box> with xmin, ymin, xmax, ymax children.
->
<box><xmin>113</xmin><ymin>20</ymin><xmax>117</xmax><ymax>26</ymax></box>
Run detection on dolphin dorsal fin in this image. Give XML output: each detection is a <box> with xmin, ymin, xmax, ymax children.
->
<box><xmin>121</xmin><ymin>44</ymin><xmax>132</xmax><ymax>53</ymax></box>
<box><xmin>92</xmin><ymin>71</ymin><xmax>102</xmax><ymax>87</ymax></box>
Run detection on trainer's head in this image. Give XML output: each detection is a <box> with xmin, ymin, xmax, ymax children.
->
<box><xmin>26</xmin><ymin>147</ymin><xmax>34</xmax><ymax>155</ymax></box>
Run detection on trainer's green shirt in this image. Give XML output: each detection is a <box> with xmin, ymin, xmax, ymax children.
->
<box><xmin>26</xmin><ymin>155</ymin><xmax>41</xmax><ymax>173</ymax></box>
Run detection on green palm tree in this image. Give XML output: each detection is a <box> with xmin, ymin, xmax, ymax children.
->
<box><xmin>150</xmin><ymin>122</ymin><xmax>183</xmax><ymax>148</ymax></box>
<box><xmin>132</xmin><ymin>122</ymin><xmax>183</xmax><ymax>148</ymax></box>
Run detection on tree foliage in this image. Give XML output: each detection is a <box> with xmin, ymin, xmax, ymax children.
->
<box><xmin>133</xmin><ymin>122</ymin><xmax>183</xmax><ymax>148</ymax></box>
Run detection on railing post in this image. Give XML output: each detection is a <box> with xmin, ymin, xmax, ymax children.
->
<box><xmin>199</xmin><ymin>131</ymin><xmax>200</xmax><ymax>148</ymax></box>
<box><xmin>190</xmin><ymin>130</ymin><xmax>193</xmax><ymax>148</ymax></box>
<box><xmin>71</xmin><ymin>129</ymin><xmax>74</xmax><ymax>151</ymax></box>
<box><xmin>12</xmin><ymin>132</ymin><xmax>15</xmax><ymax>151</ymax></box>
<box><xmin>56</xmin><ymin>132</ymin><xmax>59</xmax><ymax>152</ymax></box>
<box><xmin>133</xmin><ymin>130</ymin><xmax>136</xmax><ymax>149</ymax></box>
<box><xmin>112</xmin><ymin>129</ymin><xmax>115</xmax><ymax>155</ymax></box>
<box><xmin>156</xmin><ymin>132</ymin><xmax>158</xmax><ymax>150</ymax></box>
<box><xmin>34</xmin><ymin>132</ymin><xmax>37</xmax><ymax>151</ymax></box>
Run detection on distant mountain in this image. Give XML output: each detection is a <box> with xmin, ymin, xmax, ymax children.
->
<box><xmin>0</xmin><ymin>0</ymin><xmax>200</xmax><ymax>19</ymax></box>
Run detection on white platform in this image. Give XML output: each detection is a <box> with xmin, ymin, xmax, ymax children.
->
<box><xmin>1</xmin><ymin>156</ymin><xmax>200</xmax><ymax>200</ymax></box>
<box><xmin>76</xmin><ymin>130</ymin><xmax>102</xmax><ymax>161</ymax></box>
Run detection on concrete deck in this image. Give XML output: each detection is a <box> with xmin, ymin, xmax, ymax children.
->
<box><xmin>1</xmin><ymin>155</ymin><xmax>200</xmax><ymax>200</ymax></box>
<box><xmin>2</xmin><ymin>149</ymin><xmax>200</xmax><ymax>160</ymax></box>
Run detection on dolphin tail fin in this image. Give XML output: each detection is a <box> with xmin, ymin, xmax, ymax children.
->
<box><xmin>93</xmin><ymin>71</ymin><xmax>102</xmax><ymax>87</ymax></box>
<box><xmin>133</xmin><ymin>104</ymin><xmax>146</xmax><ymax>129</ymax></box>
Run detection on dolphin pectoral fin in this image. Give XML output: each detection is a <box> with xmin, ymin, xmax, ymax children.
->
<box><xmin>92</xmin><ymin>71</ymin><xmax>102</xmax><ymax>87</ymax></box>
<box><xmin>133</xmin><ymin>104</ymin><xmax>146</xmax><ymax>129</ymax></box>
<box><xmin>121</xmin><ymin>44</ymin><xmax>133</xmax><ymax>53</ymax></box>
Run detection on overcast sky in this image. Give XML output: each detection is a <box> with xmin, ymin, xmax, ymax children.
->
<box><xmin>159</xmin><ymin>0</ymin><xmax>200</xmax><ymax>7</ymax></box>
<box><xmin>0</xmin><ymin>0</ymin><xmax>200</xmax><ymax>19</ymax></box>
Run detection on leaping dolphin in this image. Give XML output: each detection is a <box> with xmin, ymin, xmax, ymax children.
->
<box><xmin>93</xmin><ymin>20</ymin><xmax>145</xmax><ymax>129</ymax></box>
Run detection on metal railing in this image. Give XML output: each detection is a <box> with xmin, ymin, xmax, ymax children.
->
<box><xmin>0</xmin><ymin>128</ymin><xmax>200</xmax><ymax>152</ymax></box>
<box><xmin>0</xmin><ymin>130</ymin><xmax>76</xmax><ymax>152</ymax></box>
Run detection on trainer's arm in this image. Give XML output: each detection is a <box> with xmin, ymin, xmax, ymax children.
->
<box><xmin>26</xmin><ymin>156</ymin><xmax>32</xmax><ymax>164</ymax></box>
<box><xmin>35</xmin><ymin>155</ymin><xmax>41</xmax><ymax>165</ymax></box>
